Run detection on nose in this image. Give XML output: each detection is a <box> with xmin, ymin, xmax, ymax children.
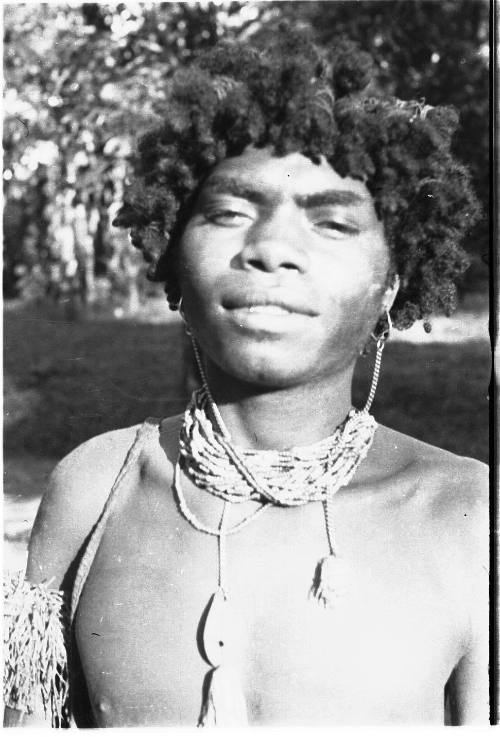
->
<box><xmin>237</xmin><ymin>210</ymin><xmax>310</xmax><ymax>274</ymax></box>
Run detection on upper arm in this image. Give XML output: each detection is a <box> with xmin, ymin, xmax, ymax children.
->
<box><xmin>447</xmin><ymin>630</ymin><xmax>489</xmax><ymax>724</ymax></box>
<box><xmin>5</xmin><ymin>427</ymin><xmax>140</xmax><ymax>727</ymax></box>
<box><xmin>445</xmin><ymin>459</ymin><xmax>490</xmax><ymax>724</ymax></box>
<box><xmin>25</xmin><ymin>426</ymin><xmax>140</xmax><ymax>589</ymax></box>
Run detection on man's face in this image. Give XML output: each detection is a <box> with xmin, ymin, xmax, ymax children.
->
<box><xmin>177</xmin><ymin>148</ymin><xmax>391</xmax><ymax>388</ymax></box>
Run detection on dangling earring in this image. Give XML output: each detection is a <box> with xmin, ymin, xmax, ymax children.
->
<box><xmin>364</xmin><ymin>309</ymin><xmax>392</xmax><ymax>412</ymax></box>
<box><xmin>178</xmin><ymin>297</ymin><xmax>191</xmax><ymax>335</ymax></box>
<box><xmin>179</xmin><ymin>299</ymin><xmax>201</xmax><ymax>395</ymax></box>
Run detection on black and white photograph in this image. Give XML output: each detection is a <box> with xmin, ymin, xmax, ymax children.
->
<box><xmin>3</xmin><ymin>0</ymin><xmax>492</xmax><ymax>728</ymax></box>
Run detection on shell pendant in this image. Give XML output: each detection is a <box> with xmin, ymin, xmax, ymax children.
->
<box><xmin>201</xmin><ymin>588</ymin><xmax>238</xmax><ymax>667</ymax></box>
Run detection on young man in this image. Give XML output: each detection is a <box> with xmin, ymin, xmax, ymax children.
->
<box><xmin>4</xmin><ymin>32</ymin><xmax>488</xmax><ymax>727</ymax></box>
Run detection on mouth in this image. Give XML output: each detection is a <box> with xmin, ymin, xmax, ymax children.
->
<box><xmin>221</xmin><ymin>290</ymin><xmax>319</xmax><ymax>334</ymax></box>
<box><xmin>236</xmin><ymin>305</ymin><xmax>293</xmax><ymax>316</ymax></box>
<box><xmin>222</xmin><ymin>292</ymin><xmax>318</xmax><ymax>317</ymax></box>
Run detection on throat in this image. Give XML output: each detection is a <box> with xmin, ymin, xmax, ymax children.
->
<box><xmin>205</xmin><ymin>374</ymin><xmax>355</xmax><ymax>451</ymax></box>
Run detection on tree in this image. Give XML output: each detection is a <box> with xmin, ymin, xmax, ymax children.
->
<box><xmin>3</xmin><ymin>2</ymin><xmax>269</xmax><ymax>300</ymax></box>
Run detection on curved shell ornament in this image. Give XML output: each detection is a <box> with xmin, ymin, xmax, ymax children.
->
<box><xmin>201</xmin><ymin>588</ymin><xmax>239</xmax><ymax>667</ymax></box>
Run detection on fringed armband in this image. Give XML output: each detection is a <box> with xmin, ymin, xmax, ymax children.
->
<box><xmin>4</xmin><ymin>571</ymin><xmax>70</xmax><ymax>727</ymax></box>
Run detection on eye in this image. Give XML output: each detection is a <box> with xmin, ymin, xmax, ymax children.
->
<box><xmin>315</xmin><ymin>220</ymin><xmax>360</xmax><ymax>236</ymax></box>
<box><xmin>307</xmin><ymin>207</ymin><xmax>360</xmax><ymax>237</ymax></box>
<box><xmin>205</xmin><ymin>210</ymin><xmax>252</xmax><ymax>227</ymax></box>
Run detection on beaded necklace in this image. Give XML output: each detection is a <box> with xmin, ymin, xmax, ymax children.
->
<box><xmin>173</xmin><ymin>341</ymin><xmax>378</xmax><ymax>726</ymax></box>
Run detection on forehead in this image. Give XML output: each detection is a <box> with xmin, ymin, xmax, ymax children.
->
<box><xmin>201</xmin><ymin>147</ymin><xmax>373</xmax><ymax>204</ymax></box>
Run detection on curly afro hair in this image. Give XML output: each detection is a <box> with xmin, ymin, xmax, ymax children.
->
<box><xmin>113</xmin><ymin>28</ymin><xmax>481</xmax><ymax>331</ymax></box>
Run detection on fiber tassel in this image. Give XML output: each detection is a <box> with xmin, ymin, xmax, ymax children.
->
<box><xmin>198</xmin><ymin>664</ymin><xmax>248</xmax><ymax>726</ymax></box>
<box><xmin>309</xmin><ymin>554</ymin><xmax>349</xmax><ymax>608</ymax></box>
<box><xmin>3</xmin><ymin>572</ymin><xmax>69</xmax><ymax>727</ymax></box>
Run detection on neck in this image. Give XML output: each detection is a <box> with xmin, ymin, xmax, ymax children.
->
<box><xmin>202</xmin><ymin>362</ymin><xmax>355</xmax><ymax>451</ymax></box>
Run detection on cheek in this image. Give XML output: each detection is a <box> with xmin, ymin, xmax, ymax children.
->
<box><xmin>176</xmin><ymin>235</ymin><xmax>217</xmax><ymax>301</ymax></box>
<box><xmin>318</xmin><ymin>251</ymin><xmax>388</xmax><ymax>311</ymax></box>
<box><xmin>316</xmin><ymin>245</ymin><xmax>389</xmax><ymax>348</ymax></box>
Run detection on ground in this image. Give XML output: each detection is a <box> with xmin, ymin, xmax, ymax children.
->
<box><xmin>4</xmin><ymin>293</ymin><xmax>490</xmax><ymax>572</ymax></box>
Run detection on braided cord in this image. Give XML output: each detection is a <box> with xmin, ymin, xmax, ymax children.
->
<box><xmin>191</xmin><ymin>338</ymin><xmax>230</xmax><ymax>439</ymax></box>
<box><xmin>323</xmin><ymin>493</ymin><xmax>337</xmax><ymax>557</ymax></box>
<box><xmin>364</xmin><ymin>340</ymin><xmax>385</xmax><ymax>413</ymax></box>
<box><xmin>218</xmin><ymin>502</ymin><xmax>228</xmax><ymax>595</ymax></box>
<box><xmin>179</xmin><ymin>388</ymin><xmax>377</xmax><ymax>506</ymax></box>
<box><xmin>173</xmin><ymin>458</ymin><xmax>269</xmax><ymax>599</ymax></box>
<box><xmin>173</xmin><ymin>459</ymin><xmax>269</xmax><ymax>538</ymax></box>
<box><xmin>177</xmin><ymin>337</ymin><xmax>378</xmax><ymax>603</ymax></box>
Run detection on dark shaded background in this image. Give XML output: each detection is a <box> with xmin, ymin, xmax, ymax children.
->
<box><xmin>4</xmin><ymin>298</ymin><xmax>489</xmax><ymax>464</ymax></box>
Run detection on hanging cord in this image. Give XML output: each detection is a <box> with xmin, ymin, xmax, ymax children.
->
<box><xmin>364</xmin><ymin>339</ymin><xmax>385</xmax><ymax>413</ymax></box>
<box><xmin>364</xmin><ymin>309</ymin><xmax>392</xmax><ymax>413</ymax></box>
<box><xmin>179</xmin><ymin>387</ymin><xmax>376</xmax><ymax>506</ymax></box>
<box><xmin>190</xmin><ymin>337</ymin><xmax>230</xmax><ymax>438</ymax></box>
<box><xmin>173</xmin><ymin>461</ymin><xmax>269</xmax><ymax>538</ymax></box>
<box><xmin>190</xmin><ymin>338</ymin><xmax>310</xmax><ymax>503</ymax></box>
<box><xmin>323</xmin><ymin>491</ymin><xmax>337</xmax><ymax>557</ymax></box>
<box><xmin>178</xmin><ymin>332</ymin><xmax>377</xmax><ymax>613</ymax></box>
<box><xmin>218</xmin><ymin>502</ymin><xmax>228</xmax><ymax>597</ymax></box>
<box><xmin>185</xmin><ymin>337</ymin><xmax>376</xmax><ymax>505</ymax></box>
<box><xmin>175</xmin><ymin>309</ymin><xmax>383</xmax><ymax>726</ymax></box>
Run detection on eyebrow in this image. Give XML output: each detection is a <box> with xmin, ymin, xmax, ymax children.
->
<box><xmin>201</xmin><ymin>175</ymin><xmax>365</xmax><ymax>209</ymax></box>
<box><xmin>294</xmin><ymin>190</ymin><xmax>365</xmax><ymax>208</ymax></box>
<box><xmin>201</xmin><ymin>176</ymin><xmax>274</xmax><ymax>206</ymax></box>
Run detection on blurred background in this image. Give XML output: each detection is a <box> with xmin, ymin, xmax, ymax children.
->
<box><xmin>3</xmin><ymin>0</ymin><xmax>490</xmax><ymax>570</ymax></box>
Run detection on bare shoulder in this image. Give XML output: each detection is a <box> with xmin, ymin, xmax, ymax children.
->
<box><xmin>26</xmin><ymin>423</ymin><xmax>143</xmax><ymax>587</ymax></box>
<box><xmin>380</xmin><ymin>429</ymin><xmax>489</xmax><ymax>677</ymax></box>
<box><xmin>375</xmin><ymin>424</ymin><xmax>488</xmax><ymax>547</ymax></box>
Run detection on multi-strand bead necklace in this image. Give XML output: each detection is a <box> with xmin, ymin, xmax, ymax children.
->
<box><xmin>172</xmin><ymin>342</ymin><xmax>378</xmax><ymax>726</ymax></box>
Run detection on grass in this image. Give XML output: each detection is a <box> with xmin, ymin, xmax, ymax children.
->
<box><xmin>4</xmin><ymin>300</ymin><xmax>490</xmax><ymax>475</ymax></box>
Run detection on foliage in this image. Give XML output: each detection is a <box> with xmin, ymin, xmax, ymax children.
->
<box><xmin>3</xmin><ymin>1</ymin><xmax>489</xmax><ymax>301</ymax></box>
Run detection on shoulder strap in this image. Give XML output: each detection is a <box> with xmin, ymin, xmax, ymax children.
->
<box><xmin>69</xmin><ymin>419</ymin><xmax>159</xmax><ymax>622</ymax></box>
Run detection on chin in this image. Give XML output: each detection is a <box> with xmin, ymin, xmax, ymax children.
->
<box><xmin>209</xmin><ymin>341</ymin><xmax>322</xmax><ymax>389</ymax></box>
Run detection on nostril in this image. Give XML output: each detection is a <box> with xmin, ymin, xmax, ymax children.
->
<box><xmin>239</xmin><ymin>237</ymin><xmax>309</xmax><ymax>274</ymax></box>
<box><xmin>245</xmin><ymin>258</ymin><xmax>300</xmax><ymax>272</ymax></box>
<box><xmin>246</xmin><ymin>258</ymin><xmax>267</xmax><ymax>272</ymax></box>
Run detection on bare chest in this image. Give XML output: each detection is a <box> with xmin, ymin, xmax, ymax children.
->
<box><xmin>74</xmin><ymin>481</ymin><xmax>464</xmax><ymax>726</ymax></box>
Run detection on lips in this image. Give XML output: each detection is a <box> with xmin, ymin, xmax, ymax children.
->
<box><xmin>222</xmin><ymin>289</ymin><xmax>319</xmax><ymax>317</ymax></box>
<box><xmin>245</xmin><ymin>305</ymin><xmax>292</xmax><ymax>315</ymax></box>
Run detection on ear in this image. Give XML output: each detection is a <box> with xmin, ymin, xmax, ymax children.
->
<box><xmin>381</xmin><ymin>274</ymin><xmax>400</xmax><ymax>313</ymax></box>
